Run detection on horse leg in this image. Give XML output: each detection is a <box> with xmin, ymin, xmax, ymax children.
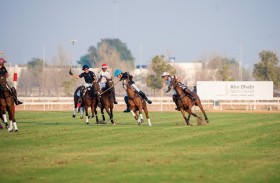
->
<box><xmin>101</xmin><ymin>107</ymin><xmax>106</xmax><ymax>122</ymax></box>
<box><xmin>85</xmin><ymin>106</ymin><xmax>89</xmax><ymax>124</ymax></box>
<box><xmin>2</xmin><ymin>112</ymin><xmax>9</xmax><ymax>129</ymax></box>
<box><xmin>196</xmin><ymin>101</ymin><xmax>209</xmax><ymax>123</ymax></box>
<box><xmin>7</xmin><ymin>107</ymin><xmax>17</xmax><ymax>132</ymax></box>
<box><xmin>191</xmin><ymin>112</ymin><xmax>202</xmax><ymax>120</ymax></box>
<box><xmin>104</xmin><ymin>106</ymin><xmax>114</xmax><ymax>125</ymax></box>
<box><xmin>180</xmin><ymin>109</ymin><xmax>190</xmax><ymax>126</ymax></box>
<box><xmin>138</xmin><ymin>110</ymin><xmax>143</xmax><ymax>124</ymax></box>
<box><xmin>109</xmin><ymin>107</ymin><xmax>114</xmax><ymax>125</ymax></box>
<box><xmin>80</xmin><ymin>107</ymin><xmax>84</xmax><ymax>119</ymax></box>
<box><xmin>12</xmin><ymin>108</ymin><xmax>17</xmax><ymax>132</ymax></box>
<box><xmin>73</xmin><ymin>102</ymin><xmax>77</xmax><ymax>118</ymax></box>
<box><xmin>130</xmin><ymin>106</ymin><xmax>138</xmax><ymax>120</ymax></box>
<box><xmin>94</xmin><ymin>108</ymin><xmax>99</xmax><ymax>124</ymax></box>
<box><xmin>143</xmin><ymin>106</ymin><xmax>152</xmax><ymax>126</ymax></box>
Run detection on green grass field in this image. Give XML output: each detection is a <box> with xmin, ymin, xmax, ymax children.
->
<box><xmin>0</xmin><ymin>111</ymin><xmax>280</xmax><ymax>183</ymax></box>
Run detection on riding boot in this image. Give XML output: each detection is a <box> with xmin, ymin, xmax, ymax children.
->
<box><xmin>111</xmin><ymin>88</ymin><xmax>118</xmax><ymax>104</ymax></box>
<box><xmin>185</xmin><ymin>88</ymin><xmax>196</xmax><ymax>101</ymax></box>
<box><xmin>11</xmin><ymin>87</ymin><xmax>23</xmax><ymax>105</ymax></box>
<box><xmin>138</xmin><ymin>91</ymin><xmax>152</xmax><ymax>104</ymax></box>
<box><xmin>173</xmin><ymin>95</ymin><xmax>180</xmax><ymax>111</ymax></box>
<box><xmin>123</xmin><ymin>96</ymin><xmax>130</xmax><ymax>112</ymax></box>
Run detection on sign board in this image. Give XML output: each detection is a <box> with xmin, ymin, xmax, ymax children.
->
<box><xmin>197</xmin><ymin>81</ymin><xmax>273</xmax><ymax>100</ymax></box>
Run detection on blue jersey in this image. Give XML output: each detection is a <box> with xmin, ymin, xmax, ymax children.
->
<box><xmin>79</xmin><ymin>71</ymin><xmax>95</xmax><ymax>83</ymax></box>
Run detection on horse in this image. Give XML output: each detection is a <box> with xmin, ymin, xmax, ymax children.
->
<box><xmin>72</xmin><ymin>86</ymin><xmax>84</xmax><ymax>119</ymax></box>
<box><xmin>122</xmin><ymin>77</ymin><xmax>152</xmax><ymax>126</ymax></box>
<box><xmin>99</xmin><ymin>76</ymin><xmax>115</xmax><ymax>125</ymax></box>
<box><xmin>82</xmin><ymin>82</ymin><xmax>101</xmax><ymax>124</ymax></box>
<box><xmin>0</xmin><ymin>77</ymin><xmax>18</xmax><ymax>132</ymax></box>
<box><xmin>166</xmin><ymin>76</ymin><xmax>209</xmax><ymax>125</ymax></box>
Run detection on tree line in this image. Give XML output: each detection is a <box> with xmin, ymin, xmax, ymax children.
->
<box><xmin>16</xmin><ymin>38</ymin><xmax>280</xmax><ymax>97</ymax></box>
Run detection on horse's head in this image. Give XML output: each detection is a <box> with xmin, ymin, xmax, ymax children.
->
<box><xmin>166</xmin><ymin>75</ymin><xmax>179</xmax><ymax>93</ymax></box>
<box><xmin>106</xmin><ymin>78</ymin><xmax>114</xmax><ymax>88</ymax></box>
<box><xmin>92</xmin><ymin>81</ymin><xmax>101</xmax><ymax>94</ymax></box>
<box><xmin>122</xmin><ymin>76</ymin><xmax>132</xmax><ymax>90</ymax></box>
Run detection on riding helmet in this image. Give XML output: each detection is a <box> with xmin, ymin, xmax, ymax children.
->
<box><xmin>0</xmin><ymin>58</ymin><xmax>7</xmax><ymax>64</ymax></box>
<box><xmin>162</xmin><ymin>72</ymin><xmax>169</xmax><ymax>77</ymax></box>
<box><xmin>101</xmin><ymin>63</ymin><xmax>108</xmax><ymax>68</ymax></box>
<box><xmin>82</xmin><ymin>65</ymin><xmax>89</xmax><ymax>70</ymax></box>
<box><xmin>114</xmin><ymin>69</ymin><xmax>122</xmax><ymax>77</ymax></box>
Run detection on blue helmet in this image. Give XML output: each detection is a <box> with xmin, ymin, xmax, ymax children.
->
<box><xmin>114</xmin><ymin>69</ymin><xmax>122</xmax><ymax>77</ymax></box>
<box><xmin>82</xmin><ymin>65</ymin><xmax>89</xmax><ymax>70</ymax></box>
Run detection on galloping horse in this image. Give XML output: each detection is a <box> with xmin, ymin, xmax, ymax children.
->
<box><xmin>167</xmin><ymin>76</ymin><xmax>209</xmax><ymax>125</ymax></box>
<box><xmin>72</xmin><ymin>86</ymin><xmax>84</xmax><ymax>119</ymax></box>
<box><xmin>99</xmin><ymin>76</ymin><xmax>115</xmax><ymax>125</ymax></box>
<box><xmin>82</xmin><ymin>82</ymin><xmax>101</xmax><ymax>124</ymax></box>
<box><xmin>122</xmin><ymin>77</ymin><xmax>152</xmax><ymax>126</ymax></box>
<box><xmin>0</xmin><ymin>77</ymin><xmax>18</xmax><ymax>132</ymax></box>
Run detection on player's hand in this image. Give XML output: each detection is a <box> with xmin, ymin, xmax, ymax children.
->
<box><xmin>69</xmin><ymin>69</ymin><xmax>73</xmax><ymax>75</ymax></box>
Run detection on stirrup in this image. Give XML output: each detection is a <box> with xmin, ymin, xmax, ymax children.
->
<box><xmin>147</xmin><ymin>100</ymin><xmax>152</xmax><ymax>104</ymax></box>
<box><xmin>113</xmin><ymin>100</ymin><xmax>118</xmax><ymax>104</ymax></box>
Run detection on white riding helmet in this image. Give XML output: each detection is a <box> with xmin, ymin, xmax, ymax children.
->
<box><xmin>162</xmin><ymin>72</ymin><xmax>169</xmax><ymax>77</ymax></box>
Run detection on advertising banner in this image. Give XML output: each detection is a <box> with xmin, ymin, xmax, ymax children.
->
<box><xmin>197</xmin><ymin>81</ymin><xmax>273</xmax><ymax>100</ymax></box>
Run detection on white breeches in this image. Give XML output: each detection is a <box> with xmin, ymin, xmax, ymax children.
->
<box><xmin>131</xmin><ymin>84</ymin><xmax>140</xmax><ymax>92</ymax></box>
<box><xmin>99</xmin><ymin>83</ymin><xmax>106</xmax><ymax>90</ymax></box>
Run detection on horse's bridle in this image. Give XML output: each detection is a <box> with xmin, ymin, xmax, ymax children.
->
<box><xmin>167</xmin><ymin>77</ymin><xmax>187</xmax><ymax>101</ymax></box>
<box><xmin>123</xmin><ymin>78</ymin><xmax>140</xmax><ymax>100</ymax></box>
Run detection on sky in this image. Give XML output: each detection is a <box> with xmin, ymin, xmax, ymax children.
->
<box><xmin>1</xmin><ymin>0</ymin><xmax>280</xmax><ymax>68</ymax></box>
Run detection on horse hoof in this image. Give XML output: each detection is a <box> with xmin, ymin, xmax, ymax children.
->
<box><xmin>5</xmin><ymin>123</ymin><xmax>8</xmax><ymax>129</ymax></box>
<box><xmin>138</xmin><ymin>122</ymin><xmax>141</xmax><ymax>126</ymax></box>
<box><xmin>15</xmin><ymin>129</ymin><xmax>18</xmax><ymax>132</ymax></box>
<box><xmin>86</xmin><ymin>122</ymin><xmax>89</xmax><ymax>125</ymax></box>
<box><xmin>8</xmin><ymin>128</ymin><xmax>13</xmax><ymax>132</ymax></box>
<box><xmin>72</xmin><ymin>114</ymin><xmax>76</xmax><ymax>118</ymax></box>
<box><xmin>80</xmin><ymin>117</ymin><xmax>83</xmax><ymax>119</ymax></box>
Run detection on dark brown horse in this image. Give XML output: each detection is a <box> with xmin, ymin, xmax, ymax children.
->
<box><xmin>82</xmin><ymin>82</ymin><xmax>101</xmax><ymax>124</ymax></box>
<box><xmin>72</xmin><ymin>86</ymin><xmax>84</xmax><ymax>119</ymax></box>
<box><xmin>0</xmin><ymin>77</ymin><xmax>17</xmax><ymax>132</ymax></box>
<box><xmin>122</xmin><ymin>77</ymin><xmax>152</xmax><ymax>126</ymax></box>
<box><xmin>167</xmin><ymin>76</ymin><xmax>209</xmax><ymax>125</ymax></box>
<box><xmin>99</xmin><ymin>77</ymin><xmax>115</xmax><ymax>125</ymax></box>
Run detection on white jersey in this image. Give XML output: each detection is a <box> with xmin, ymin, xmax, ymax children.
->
<box><xmin>98</xmin><ymin>70</ymin><xmax>111</xmax><ymax>84</ymax></box>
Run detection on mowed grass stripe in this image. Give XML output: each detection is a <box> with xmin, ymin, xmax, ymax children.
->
<box><xmin>0</xmin><ymin>111</ymin><xmax>280</xmax><ymax>183</ymax></box>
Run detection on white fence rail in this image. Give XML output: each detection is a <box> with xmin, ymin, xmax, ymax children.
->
<box><xmin>15</xmin><ymin>97</ymin><xmax>280</xmax><ymax>112</ymax></box>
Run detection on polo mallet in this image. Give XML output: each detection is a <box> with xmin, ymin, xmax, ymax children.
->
<box><xmin>100</xmin><ymin>80</ymin><xmax>121</xmax><ymax>95</ymax></box>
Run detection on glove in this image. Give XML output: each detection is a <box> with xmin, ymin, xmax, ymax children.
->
<box><xmin>69</xmin><ymin>69</ymin><xmax>73</xmax><ymax>75</ymax></box>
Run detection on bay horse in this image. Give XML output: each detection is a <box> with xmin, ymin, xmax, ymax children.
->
<box><xmin>0</xmin><ymin>77</ymin><xmax>18</xmax><ymax>132</ymax></box>
<box><xmin>122</xmin><ymin>77</ymin><xmax>152</xmax><ymax>126</ymax></box>
<box><xmin>72</xmin><ymin>86</ymin><xmax>84</xmax><ymax>119</ymax></box>
<box><xmin>166</xmin><ymin>76</ymin><xmax>209</xmax><ymax>125</ymax></box>
<box><xmin>82</xmin><ymin>82</ymin><xmax>101</xmax><ymax>124</ymax></box>
<box><xmin>99</xmin><ymin>76</ymin><xmax>115</xmax><ymax>125</ymax></box>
